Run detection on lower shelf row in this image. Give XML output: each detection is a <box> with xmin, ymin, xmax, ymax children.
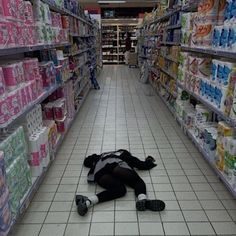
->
<box><xmin>0</xmin><ymin>80</ymin><xmax>91</xmax><ymax>236</ymax></box>
<box><xmin>149</xmin><ymin>80</ymin><xmax>236</xmax><ymax>198</ymax></box>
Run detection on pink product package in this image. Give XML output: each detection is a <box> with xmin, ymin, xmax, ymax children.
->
<box><xmin>0</xmin><ymin>0</ymin><xmax>3</xmax><ymax>18</ymax></box>
<box><xmin>53</xmin><ymin>100</ymin><xmax>66</xmax><ymax>120</ymax></box>
<box><xmin>24</xmin><ymin>1</ymin><xmax>34</xmax><ymax>25</ymax></box>
<box><xmin>15</xmin><ymin>62</ymin><xmax>24</xmax><ymax>83</ymax></box>
<box><xmin>51</xmin><ymin>12</ymin><xmax>62</xmax><ymax>28</ymax></box>
<box><xmin>43</xmin><ymin>103</ymin><xmax>54</xmax><ymax>120</ymax></box>
<box><xmin>0</xmin><ymin>21</ymin><xmax>9</xmax><ymax>49</ymax></box>
<box><xmin>36</xmin><ymin>76</ymin><xmax>44</xmax><ymax>96</ymax></box>
<box><xmin>29</xmin><ymin>80</ymin><xmax>38</xmax><ymax>101</ymax></box>
<box><xmin>56</xmin><ymin>116</ymin><xmax>67</xmax><ymax>133</ymax></box>
<box><xmin>8</xmin><ymin>21</ymin><xmax>17</xmax><ymax>47</ymax></box>
<box><xmin>16</xmin><ymin>23</ymin><xmax>25</xmax><ymax>46</ymax></box>
<box><xmin>0</xmin><ymin>67</ymin><xmax>6</xmax><ymax>97</ymax></box>
<box><xmin>24</xmin><ymin>83</ymin><xmax>33</xmax><ymax>104</ymax></box>
<box><xmin>24</xmin><ymin>25</ymin><xmax>36</xmax><ymax>46</ymax></box>
<box><xmin>7</xmin><ymin>89</ymin><xmax>21</xmax><ymax>117</ymax></box>
<box><xmin>17</xmin><ymin>0</ymin><xmax>25</xmax><ymax>21</ymax></box>
<box><xmin>0</xmin><ymin>97</ymin><xmax>10</xmax><ymax>125</ymax></box>
<box><xmin>39</xmin><ymin>64</ymin><xmax>51</xmax><ymax>88</ymax></box>
<box><xmin>20</xmin><ymin>85</ymin><xmax>28</xmax><ymax>109</ymax></box>
<box><xmin>2</xmin><ymin>0</ymin><xmax>18</xmax><ymax>19</ymax></box>
<box><xmin>23</xmin><ymin>58</ymin><xmax>39</xmax><ymax>81</ymax></box>
<box><xmin>2</xmin><ymin>63</ymin><xmax>19</xmax><ymax>91</ymax></box>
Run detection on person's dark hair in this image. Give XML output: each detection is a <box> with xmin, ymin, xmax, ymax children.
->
<box><xmin>84</xmin><ymin>154</ymin><xmax>100</xmax><ymax>168</ymax></box>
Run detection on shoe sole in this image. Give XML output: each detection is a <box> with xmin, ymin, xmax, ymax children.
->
<box><xmin>136</xmin><ymin>200</ymin><xmax>146</xmax><ymax>211</ymax></box>
<box><xmin>146</xmin><ymin>200</ymin><xmax>165</xmax><ymax>211</ymax></box>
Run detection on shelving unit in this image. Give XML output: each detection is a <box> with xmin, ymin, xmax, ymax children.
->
<box><xmin>0</xmin><ymin>1</ymin><xmax>102</xmax><ymax>234</ymax></box>
<box><xmin>139</xmin><ymin>0</ymin><xmax>236</xmax><ymax>197</ymax></box>
<box><xmin>101</xmin><ymin>19</ymin><xmax>138</xmax><ymax>64</ymax></box>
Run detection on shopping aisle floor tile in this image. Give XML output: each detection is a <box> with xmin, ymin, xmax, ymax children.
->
<box><xmin>9</xmin><ymin>65</ymin><xmax>236</xmax><ymax>236</ymax></box>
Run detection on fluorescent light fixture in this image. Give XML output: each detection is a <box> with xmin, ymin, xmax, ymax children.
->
<box><xmin>98</xmin><ymin>0</ymin><xmax>126</xmax><ymax>3</ymax></box>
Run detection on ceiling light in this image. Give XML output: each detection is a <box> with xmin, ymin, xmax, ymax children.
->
<box><xmin>98</xmin><ymin>1</ymin><xmax>126</xmax><ymax>3</ymax></box>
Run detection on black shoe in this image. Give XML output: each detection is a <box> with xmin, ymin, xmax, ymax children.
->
<box><xmin>145</xmin><ymin>200</ymin><xmax>165</xmax><ymax>211</ymax></box>
<box><xmin>136</xmin><ymin>199</ymin><xmax>146</xmax><ymax>211</ymax></box>
<box><xmin>75</xmin><ymin>195</ymin><xmax>89</xmax><ymax>216</ymax></box>
<box><xmin>136</xmin><ymin>199</ymin><xmax>165</xmax><ymax>212</ymax></box>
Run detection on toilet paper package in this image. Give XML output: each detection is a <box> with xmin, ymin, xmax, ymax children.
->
<box><xmin>0</xmin><ymin>67</ymin><xmax>6</xmax><ymax>97</ymax></box>
<box><xmin>28</xmin><ymin>135</ymin><xmax>43</xmax><ymax>177</ymax></box>
<box><xmin>24</xmin><ymin>1</ymin><xmax>34</xmax><ymax>25</ymax></box>
<box><xmin>2</xmin><ymin>0</ymin><xmax>18</xmax><ymax>19</ymax></box>
<box><xmin>39</xmin><ymin>127</ymin><xmax>50</xmax><ymax>168</ymax></box>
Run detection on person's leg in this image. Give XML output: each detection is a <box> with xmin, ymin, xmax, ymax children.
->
<box><xmin>112</xmin><ymin>166</ymin><xmax>165</xmax><ymax>211</ymax></box>
<box><xmin>75</xmin><ymin>174</ymin><xmax>126</xmax><ymax>216</ymax></box>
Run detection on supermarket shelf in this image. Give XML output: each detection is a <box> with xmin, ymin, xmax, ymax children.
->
<box><xmin>102</xmin><ymin>46</ymin><xmax>117</xmax><ymax>48</ymax></box>
<box><xmin>41</xmin><ymin>0</ymin><xmax>92</xmax><ymax>26</ymax></box>
<box><xmin>145</xmin><ymin>7</ymin><xmax>181</xmax><ymax>27</ymax></box>
<box><xmin>155</xmin><ymin>65</ymin><xmax>177</xmax><ymax>80</ymax></box>
<box><xmin>182</xmin><ymin>0</ymin><xmax>199</xmax><ymax>12</ymax></box>
<box><xmin>12</xmin><ymin>81</ymin><xmax>91</xmax><ymax>232</ymax></box>
<box><xmin>65</xmin><ymin>48</ymin><xmax>89</xmax><ymax>57</ymax></box>
<box><xmin>150</xmin><ymin>81</ymin><xmax>175</xmax><ymax>115</ymax></box>
<box><xmin>0</xmin><ymin>84</ymin><xmax>59</xmax><ymax>129</ymax></box>
<box><xmin>163</xmin><ymin>55</ymin><xmax>179</xmax><ymax>63</ymax></box>
<box><xmin>181</xmin><ymin>46</ymin><xmax>236</xmax><ymax>60</ymax></box>
<box><xmin>166</xmin><ymin>24</ymin><xmax>181</xmax><ymax>30</ymax></box>
<box><xmin>70</xmin><ymin>61</ymin><xmax>88</xmax><ymax>73</ymax></box>
<box><xmin>162</xmin><ymin>41</ymin><xmax>180</xmax><ymax>46</ymax></box>
<box><xmin>103</xmin><ymin>60</ymin><xmax>119</xmax><ymax>63</ymax></box>
<box><xmin>182</xmin><ymin>125</ymin><xmax>236</xmax><ymax>198</ymax></box>
<box><xmin>0</xmin><ymin>43</ymin><xmax>71</xmax><ymax>57</ymax></box>
<box><xmin>152</xmin><ymin>78</ymin><xmax>236</xmax><ymax>197</ymax></box>
<box><xmin>177</xmin><ymin>81</ymin><xmax>236</xmax><ymax>127</ymax></box>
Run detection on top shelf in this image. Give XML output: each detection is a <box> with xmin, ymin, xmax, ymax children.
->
<box><xmin>181</xmin><ymin>46</ymin><xmax>236</xmax><ymax>60</ymax></box>
<box><xmin>41</xmin><ymin>0</ymin><xmax>93</xmax><ymax>26</ymax></box>
<box><xmin>0</xmin><ymin>43</ymin><xmax>71</xmax><ymax>57</ymax></box>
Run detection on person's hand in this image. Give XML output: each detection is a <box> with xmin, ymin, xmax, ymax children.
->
<box><xmin>145</xmin><ymin>156</ymin><xmax>157</xmax><ymax>169</ymax></box>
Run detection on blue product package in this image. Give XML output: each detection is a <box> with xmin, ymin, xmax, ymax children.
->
<box><xmin>211</xmin><ymin>60</ymin><xmax>218</xmax><ymax>81</ymax></box>
<box><xmin>228</xmin><ymin>25</ymin><xmax>236</xmax><ymax>50</ymax></box>
<box><xmin>212</xmin><ymin>26</ymin><xmax>222</xmax><ymax>48</ymax></box>
<box><xmin>220</xmin><ymin>26</ymin><xmax>230</xmax><ymax>49</ymax></box>
<box><xmin>224</xmin><ymin>0</ymin><xmax>233</xmax><ymax>21</ymax></box>
<box><xmin>217</xmin><ymin>63</ymin><xmax>224</xmax><ymax>84</ymax></box>
<box><xmin>210</xmin><ymin>84</ymin><xmax>215</xmax><ymax>102</ymax></box>
<box><xmin>231</xmin><ymin>0</ymin><xmax>236</xmax><ymax>21</ymax></box>
<box><xmin>223</xmin><ymin>64</ymin><xmax>233</xmax><ymax>86</ymax></box>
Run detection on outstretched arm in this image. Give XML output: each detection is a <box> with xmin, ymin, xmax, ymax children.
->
<box><xmin>120</xmin><ymin>150</ymin><xmax>157</xmax><ymax>170</ymax></box>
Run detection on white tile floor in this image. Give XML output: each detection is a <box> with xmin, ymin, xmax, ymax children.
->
<box><xmin>10</xmin><ymin>65</ymin><xmax>236</xmax><ymax>236</ymax></box>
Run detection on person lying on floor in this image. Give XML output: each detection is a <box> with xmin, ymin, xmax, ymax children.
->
<box><xmin>75</xmin><ymin>149</ymin><xmax>166</xmax><ymax>216</ymax></box>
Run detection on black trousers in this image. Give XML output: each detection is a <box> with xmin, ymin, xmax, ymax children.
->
<box><xmin>96</xmin><ymin>165</ymin><xmax>146</xmax><ymax>203</ymax></box>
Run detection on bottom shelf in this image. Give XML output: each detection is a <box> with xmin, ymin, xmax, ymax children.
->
<box><xmin>10</xmin><ymin>84</ymin><xmax>91</xmax><ymax>232</ymax></box>
<box><xmin>149</xmin><ymin>82</ymin><xmax>236</xmax><ymax>198</ymax></box>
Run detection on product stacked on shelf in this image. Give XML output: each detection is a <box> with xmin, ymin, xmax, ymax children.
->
<box><xmin>0</xmin><ymin>0</ymin><xmax>101</xmax><ymax>234</ymax></box>
<box><xmin>0</xmin><ymin>126</ymin><xmax>31</xmax><ymax>234</ymax></box>
<box><xmin>102</xmin><ymin>24</ymin><xmax>137</xmax><ymax>64</ymax></box>
<box><xmin>139</xmin><ymin>0</ymin><xmax>236</xmax><ymax>197</ymax></box>
<box><xmin>140</xmin><ymin>1</ymin><xmax>181</xmax><ymax>108</ymax></box>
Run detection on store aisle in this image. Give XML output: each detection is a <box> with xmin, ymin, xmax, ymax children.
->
<box><xmin>11</xmin><ymin>65</ymin><xmax>236</xmax><ymax>236</ymax></box>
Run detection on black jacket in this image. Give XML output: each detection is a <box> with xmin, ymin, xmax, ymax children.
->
<box><xmin>84</xmin><ymin>149</ymin><xmax>156</xmax><ymax>182</ymax></box>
